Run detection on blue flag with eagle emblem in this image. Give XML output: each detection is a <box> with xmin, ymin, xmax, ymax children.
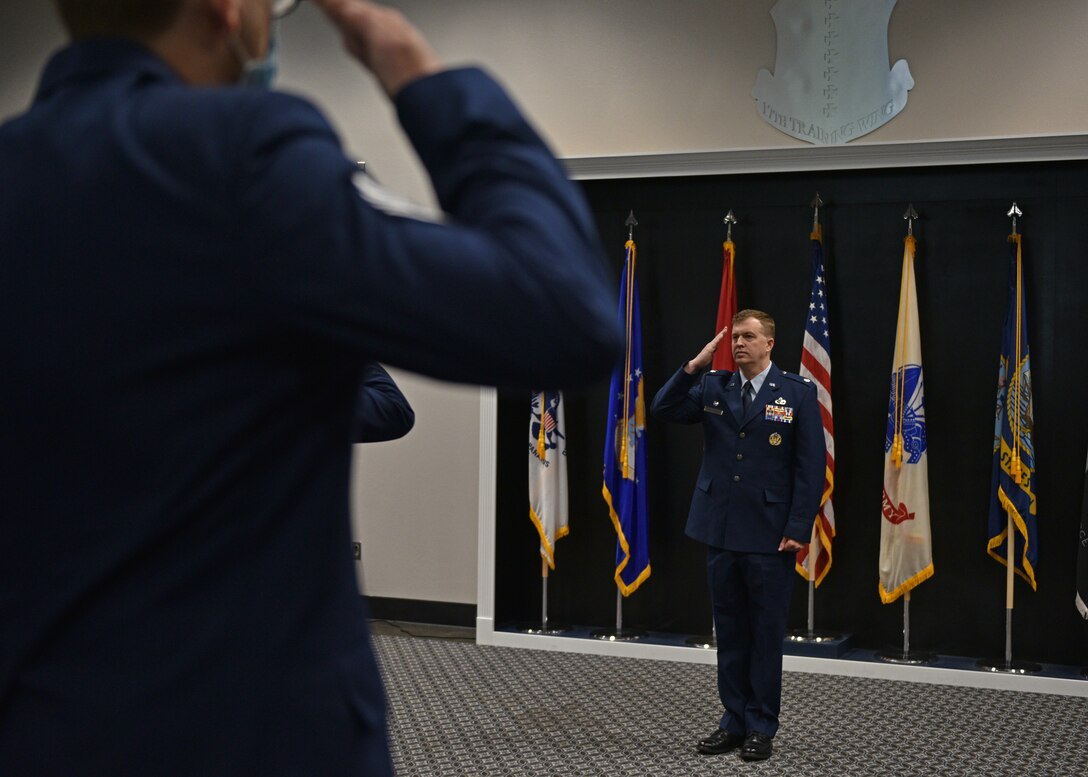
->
<box><xmin>879</xmin><ymin>235</ymin><xmax>934</xmax><ymax>603</ymax></box>
<box><xmin>987</xmin><ymin>233</ymin><xmax>1038</xmax><ymax>590</ymax></box>
<box><xmin>602</xmin><ymin>240</ymin><xmax>651</xmax><ymax>596</ymax></box>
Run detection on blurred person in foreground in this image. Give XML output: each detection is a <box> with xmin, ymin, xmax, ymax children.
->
<box><xmin>0</xmin><ymin>1</ymin><xmax>621</xmax><ymax>774</ymax></box>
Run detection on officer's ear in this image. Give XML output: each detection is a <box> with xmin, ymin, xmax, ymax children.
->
<box><xmin>766</xmin><ymin>337</ymin><xmax>775</xmax><ymax>351</ymax></box>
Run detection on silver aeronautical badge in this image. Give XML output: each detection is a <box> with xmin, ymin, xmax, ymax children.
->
<box><xmin>775</xmin><ymin>397</ymin><xmax>787</xmax><ymax>405</ymax></box>
<box><xmin>354</xmin><ymin>167</ymin><xmax>446</xmax><ymax>222</ymax></box>
<box><xmin>752</xmin><ymin>0</ymin><xmax>914</xmax><ymax>145</ymax></box>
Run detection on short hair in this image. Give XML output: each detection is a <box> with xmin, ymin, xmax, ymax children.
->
<box><xmin>732</xmin><ymin>309</ymin><xmax>776</xmax><ymax>339</ymax></box>
<box><xmin>53</xmin><ymin>0</ymin><xmax>185</xmax><ymax>39</ymax></box>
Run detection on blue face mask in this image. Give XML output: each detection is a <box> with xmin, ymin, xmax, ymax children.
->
<box><xmin>234</xmin><ymin>23</ymin><xmax>279</xmax><ymax>89</ymax></box>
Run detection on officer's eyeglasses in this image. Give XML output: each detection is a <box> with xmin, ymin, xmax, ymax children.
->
<box><xmin>272</xmin><ymin>0</ymin><xmax>303</xmax><ymax>19</ymax></box>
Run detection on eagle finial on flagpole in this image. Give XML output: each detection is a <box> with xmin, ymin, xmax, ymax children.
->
<box><xmin>903</xmin><ymin>204</ymin><xmax>919</xmax><ymax>237</ymax></box>
<box><xmin>811</xmin><ymin>192</ymin><xmax>823</xmax><ymax>231</ymax></box>
<box><xmin>1007</xmin><ymin>202</ymin><xmax>1023</xmax><ymax>235</ymax></box>
<box><xmin>723</xmin><ymin>209</ymin><xmax>737</xmax><ymax>242</ymax></box>
<box><xmin>625</xmin><ymin>210</ymin><xmax>638</xmax><ymax>241</ymax></box>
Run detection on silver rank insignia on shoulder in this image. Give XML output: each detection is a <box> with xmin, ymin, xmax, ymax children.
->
<box><xmin>775</xmin><ymin>397</ymin><xmax>787</xmax><ymax>405</ymax></box>
<box><xmin>803</xmin><ymin>378</ymin><xmax>811</xmax><ymax>383</ymax></box>
<box><xmin>769</xmin><ymin>432</ymin><xmax>782</xmax><ymax>446</ymax></box>
<box><xmin>709</xmin><ymin>370</ymin><xmax>717</xmax><ymax>374</ymax></box>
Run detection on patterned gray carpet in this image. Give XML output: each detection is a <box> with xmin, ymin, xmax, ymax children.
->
<box><xmin>372</xmin><ymin>633</ymin><xmax>1088</xmax><ymax>776</ymax></box>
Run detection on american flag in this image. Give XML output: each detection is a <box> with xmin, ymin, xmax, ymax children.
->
<box><xmin>796</xmin><ymin>225</ymin><xmax>835</xmax><ymax>586</ymax></box>
<box><xmin>542</xmin><ymin>401</ymin><xmax>557</xmax><ymax>434</ymax></box>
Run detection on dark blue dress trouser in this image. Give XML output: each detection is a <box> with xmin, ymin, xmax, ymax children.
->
<box><xmin>707</xmin><ymin>546</ymin><xmax>795</xmax><ymax>737</ymax></box>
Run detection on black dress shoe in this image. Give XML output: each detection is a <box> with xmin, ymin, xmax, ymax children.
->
<box><xmin>696</xmin><ymin>728</ymin><xmax>745</xmax><ymax>755</ymax></box>
<box><xmin>740</xmin><ymin>731</ymin><xmax>773</xmax><ymax>761</ymax></box>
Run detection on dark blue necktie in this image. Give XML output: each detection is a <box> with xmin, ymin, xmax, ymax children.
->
<box><xmin>742</xmin><ymin>381</ymin><xmax>753</xmax><ymax>413</ymax></box>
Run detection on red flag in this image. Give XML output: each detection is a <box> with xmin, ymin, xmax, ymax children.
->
<box><xmin>711</xmin><ymin>240</ymin><xmax>738</xmax><ymax>371</ymax></box>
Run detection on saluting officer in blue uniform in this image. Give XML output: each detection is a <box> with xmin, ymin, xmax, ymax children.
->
<box><xmin>651</xmin><ymin>309</ymin><xmax>824</xmax><ymax>762</ymax></box>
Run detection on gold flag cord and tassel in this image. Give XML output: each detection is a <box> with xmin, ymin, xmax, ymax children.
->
<box><xmin>536</xmin><ymin>392</ymin><xmax>548</xmax><ymax>463</ymax></box>
<box><xmin>1008</xmin><ymin>232</ymin><xmax>1024</xmax><ymax>485</ymax></box>
<box><xmin>891</xmin><ymin>235</ymin><xmax>916</xmax><ymax>469</ymax></box>
<box><xmin>620</xmin><ymin>240</ymin><xmax>636</xmax><ymax>480</ymax></box>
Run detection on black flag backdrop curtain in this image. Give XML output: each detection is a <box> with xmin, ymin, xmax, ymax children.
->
<box><xmin>493</xmin><ymin>159</ymin><xmax>1088</xmax><ymax>666</ymax></box>
<box><xmin>1076</xmin><ymin>448</ymin><xmax>1088</xmax><ymax>620</ymax></box>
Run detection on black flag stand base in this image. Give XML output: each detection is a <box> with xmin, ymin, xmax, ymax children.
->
<box><xmin>976</xmin><ymin>597</ymin><xmax>1041</xmax><ymax>674</ymax></box>
<box><xmin>787</xmin><ymin>579</ymin><xmax>842</xmax><ymax>644</ymax></box>
<box><xmin>685</xmin><ymin>633</ymin><xmax>715</xmax><ymax>649</ymax></box>
<box><xmin>522</xmin><ymin>624</ymin><xmax>571</xmax><ymax>636</ymax></box>
<box><xmin>788</xmin><ymin>629</ymin><xmax>844</xmax><ymax>645</ymax></box>
<box><xmin>591</xmin><ymin>590</ymin><xmax>647</xmax><ymax>642</ymax></box>
<box><xmin>876</xmin><ymin>591</ymin><xmax>934</xmax><ymax>665</ymax></box>
<box><xmin>590</xmin><ymin>628</ymin><xmax>646</xmax><ymax>642</ymax></box>
<box><xmin>685</xmin><ymin>599</ymin><xmax>718</xmax><ymax>649</ymax></box>
<box><xmin>520</xmin><ymin>560</ymin><xmax>571</xmax><ymax>636</ymax></box>
<box><xmin>976</xmin><ymin>657</ymin><xmax>1042</xmax><ymax>675</ymax></box>
<box><xmin>976</xmin><ymin>617</ymin><xmax>1041</xmax><ymax>673</ymax></box>
<box><xmin>877</xmin><ymin>649</ymin><xmax>935</xmax><ymax>665</ymax></box>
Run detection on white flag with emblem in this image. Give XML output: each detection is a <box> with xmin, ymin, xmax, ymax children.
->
<box><xmin>879</xmin><ymin>235</ymin><xmax>934</xmax><ymax>602</ymax></box>
<box><xmin>529</xmin><ymin>390</ymin><xmax>568</xmax><ymax>568</ymax></box>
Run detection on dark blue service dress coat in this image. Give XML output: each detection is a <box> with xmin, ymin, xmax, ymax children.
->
<box><xmin>651</xmin><ymin>362</ymin><xmax>825</xmax><ymax>552</ymax></box>
<box><xmin>0</xmin><ymin>39</ymin><xmax>621</xmax><ymax>777</ymax></box>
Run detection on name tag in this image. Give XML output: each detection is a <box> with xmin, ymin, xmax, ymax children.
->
<box><xmin>703</xmin><ymin>405</ymin><xmax>724</xmax><ymax>416</ymax></box>
<box><xmin>764</xmin><ymin>404</ymin><xmax>794</xmax><ymax>423</ymax></box>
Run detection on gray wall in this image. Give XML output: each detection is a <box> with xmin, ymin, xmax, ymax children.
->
<box><xmin>3</xmin><ymin>0</ymin><xmax>1087</xmax><ymax>606</ymax></box>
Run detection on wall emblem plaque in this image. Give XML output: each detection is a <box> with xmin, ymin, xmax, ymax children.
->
<box><xmin>752</xmin><ymin>0</ymin><xmax>913</xmax><ymax>145</ymax></box>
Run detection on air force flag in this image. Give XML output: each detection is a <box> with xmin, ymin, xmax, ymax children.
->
<box><xmin>602</xmin><ymin>240</ymin><xmax>651</xmax><ymax>596</ymax></box>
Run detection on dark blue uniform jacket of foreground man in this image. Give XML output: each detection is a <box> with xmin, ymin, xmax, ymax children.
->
<box><xmin>0</xmin><ymin>38</ymin><xmax>620</xmax><ymax>777</ymax></box>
